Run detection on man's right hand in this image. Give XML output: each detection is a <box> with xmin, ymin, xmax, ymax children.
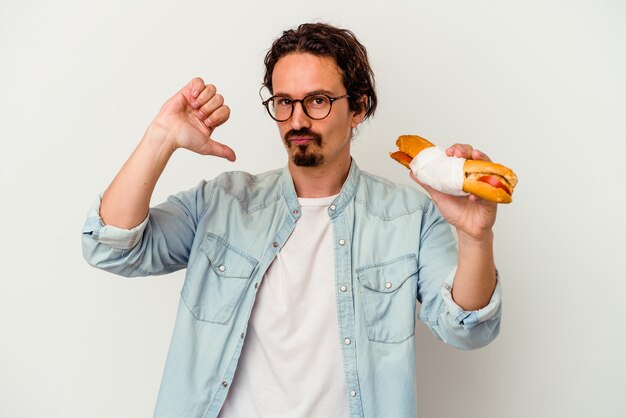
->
<box><xmin>100</xmin><ymin>78</ymin><xmax>236</xmax><ymax>229</ymax></box>
<box><xmin>150</xmin><ymin>77</ymin><xmax>236</xmax><ymax>161</ymax></box>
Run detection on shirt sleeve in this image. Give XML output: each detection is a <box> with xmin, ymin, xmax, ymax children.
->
<box><xmin>441</xmin><ymin>269</ymin><xmax>502</xmax><ymax>330</ymax></box>
<box><xmin>81</xmin><ymin>181</ymin><xmax>213</xmax><ymax>277</ymax></box>
<box><xmin>82</xmin><ymin>195</ymin><xmax>149</xmax><ymax>250</ymax></box>
<box><xmin>416</xmin><ymin>200</ymin><xmax>502</xmax><ymax>350</ymax></box>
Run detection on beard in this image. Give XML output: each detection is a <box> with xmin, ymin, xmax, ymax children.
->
<box><xmin>284</xmin><ymin>128</ymin><xmax>324</xmax><ymax>167</ymax></box>
<box><xmin>292</xmin><ymin>145</ymin><xmax>323</xmax><ymax>167</ymax></box>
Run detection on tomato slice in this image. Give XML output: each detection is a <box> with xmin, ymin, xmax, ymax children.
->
<box><xmin>478</xmin><ymin>175</ymin><xmax>510</xmax><ymax>194</ymax></box>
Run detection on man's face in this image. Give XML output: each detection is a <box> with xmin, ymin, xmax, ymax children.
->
<box><xmin>271</xmin><ymin>53</ymin><xmax>363</xmax><ymax>168</ymax></box>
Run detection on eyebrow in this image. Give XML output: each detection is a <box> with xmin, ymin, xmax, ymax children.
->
<box><xmin>272</xmin><ymin>89</ymin><xmax>339</xmax><ymax>98</ymax></box>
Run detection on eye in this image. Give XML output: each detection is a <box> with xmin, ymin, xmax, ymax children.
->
<box><xmin>274</xmin><ymin>97</ymin><xmax>293</xmax><ymax>107</ymax></box>
<box><xmin>307</xmin><ymin>95</ymin><xmax>330</xmax><ymax>108</ymax></box>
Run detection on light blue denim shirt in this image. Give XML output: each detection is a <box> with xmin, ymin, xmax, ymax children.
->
<box><xmin>82</xmin><ymin>160</ymin><xmax>501</xmax><ymax>418</ymax></box>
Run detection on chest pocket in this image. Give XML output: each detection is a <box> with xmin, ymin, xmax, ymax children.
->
<box><xmin>181</xmin><ymin>234</ymin><xmax>258</xmax><ymax>324</ymax></box>
<box><xmin>357</xmin><ymin>254</ymin><xmax>418</xmax><ymax>343</ymax></box>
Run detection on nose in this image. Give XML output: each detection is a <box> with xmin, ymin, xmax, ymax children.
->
<box><xmin>289</xmin><ymin>100</ymin><xmax>312</xmax><ymax>131</ymax></box>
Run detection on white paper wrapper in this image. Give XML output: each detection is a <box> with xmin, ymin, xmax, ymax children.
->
<box><xmin>409</xmin><ymin>147</ymin><xmax>469</xmax><ymax>196</ymax></box>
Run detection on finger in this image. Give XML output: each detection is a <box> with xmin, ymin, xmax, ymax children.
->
<box><xmin>204</xmin><ymin>105</ymin><xmax>231</xmax><ymax>129</ymax></box>
<box><xmin>472</xmin><ymin>149</ymin><xmax>492</xmax><ymax>162</ymax></box>
<box><xmin>191</xmin><ymin>84</ymin><xmax>217</xmax><ymax>109</ymax></box>
<box><xmin>467</xmin><ymin>192</ymin><xmax>498</xmax><ymax>209</ymax></box>
<box><xmin>186</xmin><ymin>77</ymin><xmax>206</xmax><ymax>100</ymax></box>
<box><xmin>196</xmin><ymin>93</ymin><xmax>224</xmax><ymax>120</ymax></box>
<box><xmin>446</xmin><ymin>143</ymin><xmax>474</xmax><ymax>159</ymax></box>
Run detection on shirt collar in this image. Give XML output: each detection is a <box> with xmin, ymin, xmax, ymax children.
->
<box><xmin>280</xmin><ymin>159</ymin><xmax>361</xmax><ymax>220</ymax></box>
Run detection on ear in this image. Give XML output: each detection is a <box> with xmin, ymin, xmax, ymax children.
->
<box><xmin>350</xmin><ymin>95</ymin><xmax>368</xmax><ymax>128</ymax></box>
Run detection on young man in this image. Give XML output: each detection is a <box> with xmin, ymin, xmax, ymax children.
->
<box><xmin>83</xmin><ymin>23</ymin><xmax>502</xmax><ymax>418</ymax></box>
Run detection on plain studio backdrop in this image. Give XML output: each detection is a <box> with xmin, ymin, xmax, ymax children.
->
<box><xmin>1</xmin><ymin>1</ymin><xmax>625</xmax><ymax>417</ymax></box>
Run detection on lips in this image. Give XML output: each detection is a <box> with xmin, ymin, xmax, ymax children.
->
<box><xmin>284</xmin><ymin>129</ymin><xmax>322</xmax><ymax>148</ymax></box>
<box><xmin>289</xmin><ymin>136</ymin><xmax>315</xmax><ymax>145</ymax></box>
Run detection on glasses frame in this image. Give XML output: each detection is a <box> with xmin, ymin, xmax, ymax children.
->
<box><xmin>261</xmin><ymin>93</ymin><xmax>350</xmax><ymax>122</ymax></box>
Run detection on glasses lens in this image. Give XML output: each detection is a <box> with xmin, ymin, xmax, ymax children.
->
<box><xmin>265</xmin><ymin>94</ymin><xmax>335</xmax><ymax>121</ymax></box>
<box><xmin>303</xmin><ymin>95</ymin><xmax>331</xmax><ymax>119</ymax></box>
<box><xmin>269</xmin><ymin>97</ymin><xmax>292</xmax><ymax>121</ymax></box>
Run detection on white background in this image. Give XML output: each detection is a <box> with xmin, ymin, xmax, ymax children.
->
<box><xmin>1</xmin><ymin>1</ymin><xmax>625</xmax><ymax>417</ymax></box>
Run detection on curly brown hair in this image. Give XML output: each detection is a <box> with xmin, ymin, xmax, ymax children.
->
<box><xmin>263</xmin><ymin>22</ymin><xmax>377</xmax><ymax>120</ymax></box>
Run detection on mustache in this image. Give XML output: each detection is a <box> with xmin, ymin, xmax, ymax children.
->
<box><xmin>284</xmin><ymin>128</ymin><xmax>322</xmax><ymax>146</ymax></box>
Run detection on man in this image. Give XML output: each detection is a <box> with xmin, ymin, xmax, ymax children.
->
<box><xmin>82</xmin><ymin>22</ymin><xmax>501</xmax><ymax>418</ymax></box>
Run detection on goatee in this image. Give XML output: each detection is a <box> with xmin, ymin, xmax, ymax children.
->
<box><xmin>284</xmin><ymin>128</ymin><xmax>324</xmax><ymax>167</ymax></box>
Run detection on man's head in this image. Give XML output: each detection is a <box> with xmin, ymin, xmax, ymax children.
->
<box><xmin>263</xmin><ymin>23</ymin><xmax>377</xmax><ymax>169</ymax></box>
<box><xmin>263</xmin><ymin>22</ymin><xmax>377</xmax><ymax>120</ymax></box>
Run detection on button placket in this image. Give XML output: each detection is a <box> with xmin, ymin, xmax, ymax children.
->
<box><xmin>332</xmin><ymin>208</ymin><xmax>363</xmax><ymax>416</ymax></box>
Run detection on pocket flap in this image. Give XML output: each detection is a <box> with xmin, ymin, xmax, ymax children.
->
<box><xmin>357</xmin><ymin>255</ymin><xmax>417</xmax><ymax>293</ymax></box>
<box><xmin>200</xmin><ymin>234</ymin><xmax>258</xmax><ymax>279</ymax></box>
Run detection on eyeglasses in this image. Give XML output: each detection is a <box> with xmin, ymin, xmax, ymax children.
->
<box><xmin>262</xmin><ymin>93</ymin><xmax>350</xmax><ymax>122</ymax></box>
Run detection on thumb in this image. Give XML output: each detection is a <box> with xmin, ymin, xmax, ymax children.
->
<box><xmin>206</xmin><ymin>138</ymin><xmax>236</xmax><ymax>162</ymax></box>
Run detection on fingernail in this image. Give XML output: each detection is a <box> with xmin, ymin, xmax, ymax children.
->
<box><xmin>204</xmin><ymin>118</ymin><xmax>213</xmax><ymax>127</ymax></box>
<box><xmin>191</xmin><ymin>101</ymin><xmax>200</xmax><ymax>109</ymax></box>
<box><xmin>192</xmin><ymin>89</ymin><xmax>199</xmax><ymax>98</ymax></box>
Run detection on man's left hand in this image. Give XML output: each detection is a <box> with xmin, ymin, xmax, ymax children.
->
<box><xmin>410</xmin><ymin>143</ymin><xmax>498</xmax><ymax>241</ymax></box>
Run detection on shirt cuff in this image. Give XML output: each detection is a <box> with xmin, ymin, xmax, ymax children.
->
<box><xmin>441</xmin><ymin>269</ymin><xmax>502</xmax><ymax>329</ymax></box>
<box><xmin>82</xmin><ymin>195</ymin><xmax>149</xmax><ymax>250</ymax></box>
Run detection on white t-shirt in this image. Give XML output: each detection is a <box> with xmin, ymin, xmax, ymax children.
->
<box><xmin>218</xmin><ymin>195</ymin><xmax>349</xmax><ymax>418</ymax></box>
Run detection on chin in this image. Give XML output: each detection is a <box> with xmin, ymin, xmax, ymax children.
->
<box><xmin>292</xmin><ymin>153</ymin><xmax>324</xmax><ymax>167</ymax></box>
<box><xmin>290</xmin><ymin>145</ymin><xmax>324</xmax><ymax>167</ymax></box>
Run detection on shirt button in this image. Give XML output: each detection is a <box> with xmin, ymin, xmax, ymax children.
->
<box><xmin>340</xmin><ymin>285</ymin><xmax>348</xmax><ymax>292</ymax></box>
<box><xmin>344</xmin><ymin>338</ymin><xmax>351</xmax><ymax>345</ymax></box>
<box><xmin>385</xmin><ymin>282</ymin><xmax>392</xmax><ymax>289</ymax></box>
<box><xmin>272</xmin><ymin>242</ymin><xmax>279</xmax><ymax>248</ymax></box>
<box><xmin>218</xmin><ymin>265</ymin><xmax>226</xmax><ymax>272</ymax></box>
<box><xmin>221</xmin><ymin>381</ymin><xmax>228</xmax><ymax>387</ymax></box>
<box><xmin>350</xmin><ymin>390</ymin><xmax>357</xmax><ymax>397</ymax></box>
<box><xmin>293</xmin><ymin>209</ymin><xmax>299</xmax><ymax>215</ymax></box>
<box><xmin>330</xmin><ymin>204</ymin><xmax>336</xmax><ymax>211</ymax></box>
<box><xmin>338</xmin><ymin>239</ymin><xmax>346</xmax><ymax>246</ymax></box>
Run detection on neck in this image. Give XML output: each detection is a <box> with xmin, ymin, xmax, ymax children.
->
<box><xmin>289</xmin><ymin>157</ymin><xmax>351</xmax><ymax>198</ymax></box>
